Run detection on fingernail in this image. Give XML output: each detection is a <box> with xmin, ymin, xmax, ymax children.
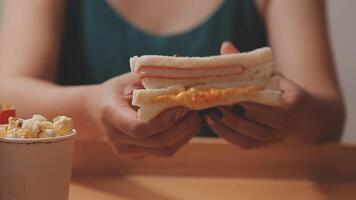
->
<box><xmin>233</xmin><ymin>105</ymin><xmax>245</xmax><ymax>115</ymax></box>
<box><xmin>210</xmin><ymin>108</ymin><xmax>223</xmax><ymax>119</ymax></box>
<box><xmin>205</xmin><ymin>115</ymin><xmax>215</xmax><ymax>125</ymax></box>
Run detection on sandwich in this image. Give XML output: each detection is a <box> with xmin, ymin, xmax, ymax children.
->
<box><xmin>130</xmin><ymin>47</ymin><xmax>281</xmax><ymax>122</ymax></box>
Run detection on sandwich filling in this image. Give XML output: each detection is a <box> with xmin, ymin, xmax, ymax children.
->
<box><xmin>138</xmin><ymin>65</ymin><xmax>245</xmax><ymax>79</ymax></box>
<box><xmin>152</xmin><ymin>85</ymin><xmax>262</xmax><ymax>108</ymax></box>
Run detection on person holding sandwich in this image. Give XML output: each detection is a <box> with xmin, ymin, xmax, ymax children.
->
<box><xmin>0</xmin><ymin>0</ymin><xmax>345</xmax><ymax>157</ymax></box>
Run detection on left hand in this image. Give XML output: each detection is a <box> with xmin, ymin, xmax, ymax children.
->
<box><xmin>203</xmin><ymin>42</ymin><xmax>308</xmax><ymax>149</ymax></box>
<box><xmin>88</xmin><ymin>73</ymin><xmax>201</xmax><ymax>158</ymax></box>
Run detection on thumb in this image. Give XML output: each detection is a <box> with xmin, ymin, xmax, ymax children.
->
<box><xmin>220</xmin><ymin>41</ymin><xmax>240</xmax><ymax>54</ymax></box>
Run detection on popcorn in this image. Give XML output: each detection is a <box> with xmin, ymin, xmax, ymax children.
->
<box><xmin>41</xmin><ymin>121</ymin><xmax>54</xmax><ymax>129</ymax></box>
<box><xmin>7</xmin><ymin>128</ymin><xmax>28</xmax><ymax>139</ymax></box>
<box><xmin>53</xmin><ymin>116</ymin><xmax>74</xmax><ymax>136</ymax></box>
<box><xmin>33</xmin><ymin>115</ymin><xmax>47</xmax><ymax>121</ymax></box>
<box><xmin>0</xmin><ymin>115</ymin><xmax>74</xmax><ymax>139</ymax></box>
<box><xmin>39</xmin><ymin>129</ymin><xmax>56</xmax><ymax>138</ymax></box>
<box><xmin>0</xmin><ymin>125</ymin><xmax>7</xmax><ymax>138</ymax></box>
<box><xmin>8</xmin><ymin>117</ymin><xmax>23</xmax><ymax>130</ymax></box>
<box><xmin>21</xmin><ymin>115</ymin><xmax>48</xmax><ymax>138</ymax></box>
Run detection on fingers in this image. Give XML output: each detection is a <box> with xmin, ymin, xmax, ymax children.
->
<box><xmin>106</xmin><ymin>112</ymin><xmax>201</xmax><ymax>148</ymax></box>
<box><xmin>204</xmin><ymin>115</ymin><xmax>258</xmax><ymax>149</ymax></box>
<box><xmin>236</xmin><ymin>78</ymin><xmax>307</xmax><ymax>129</ymax></box>
<box><xmin>111</xmin><ymin>120</ymin><xmax>200</xmax><ymax>157</ymax></box>
<box><xmin>214</xmin><ymin>107</ymin><xmax>283</xmax><ymax>141</ymax></box>
<box><xmin>279</xmin><ymin>78</ymin><xmax>307</xmax><ymax>114</ymax></box>
<box><xmin>238</xmin><ymin>103</ymin><xmax>289</xmax><ymax>130</ymax></box>
<box><xmin>109</xmin><ymin>72</ymin><xmax>143</xmax><ymax>97</ymax></box>
<box><xmin>103</xmin><ymin>101</ymin><xmax>189</xmax><ymax>138</ymax></box>
<box><xmin>220</xmin><ymin>41</ymin><xmax>240</xmax><ymax>54</ymax></box>
<box><xmin>167</xmin><ymin>120</ymin><xmax>200</xmax><ymax>153</ymax></box>
<box><xmin>142</xmin><ymin>112</ymin><xmax>201</xmax><ymax>147</ymax></box>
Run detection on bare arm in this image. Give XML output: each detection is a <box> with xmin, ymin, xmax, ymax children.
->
<box><xmin>264</xmin><ymin>0</ymin><xmax>345</xmax><ymax>142</ymax></box>
<box><xmin>0</xmin><ymin>0</ymin><xmax>97</xmax><ymax>139</ymax></box>
<box><xmin>206</xmin><ymin>0</ymin><xmax>345</xmax><ymax>147</ymax></box>
<box><xmin>0</xmin><ymin>0</ymin><xmax>200</xmax><ymax>156</ymax></box>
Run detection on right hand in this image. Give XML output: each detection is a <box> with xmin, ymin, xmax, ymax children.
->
<box><xmin>88</xmin><ymin>73</ymin><xmax>201</xmax><ymax>158</ymax></box>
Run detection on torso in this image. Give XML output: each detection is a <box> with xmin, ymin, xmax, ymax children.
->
<box><xmin>107</xmin><ymin>0</ymin><xmax>266</xmax><ymax>36</ymax></box>
<box><xmin>58</xmin><ymin>0</ymin><xmax>268</xmax><ymax>85</ymax></box>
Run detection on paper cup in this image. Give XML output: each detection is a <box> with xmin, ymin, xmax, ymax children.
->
<box><xmin>0</xmin><ymin>130</ymin><xmax>76</xmax><ymax>200</ymax></box>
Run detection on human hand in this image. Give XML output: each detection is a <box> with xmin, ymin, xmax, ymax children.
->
<box><xmin>203</xmin><ymin>42</ymin><xmax>307</xmax><ymax>148</ymax></box>
<box><xmin>88</xmin><ymin>73</ymin><xmax>201</xmax><ymax>158</ymax></box>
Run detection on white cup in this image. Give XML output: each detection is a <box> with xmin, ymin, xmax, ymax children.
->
<box><xmin>0</xmin><ymin>130</ymin><xmax>76</xmax><ymax>200</ymax></box>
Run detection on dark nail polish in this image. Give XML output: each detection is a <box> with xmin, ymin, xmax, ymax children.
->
<box><xmin>233</xmin><ymin>105</ymin><xmax>245</xmax><ymax>115</ymax></box>
<box><xmin>205</xmin><ymin>115</ymin><xmax>215</xmax><ymax>125</ymax></box>
<box><xmin>210</xmin><ymin>108</ymin><xmax>223</xmax><ymax>119</ymax></box>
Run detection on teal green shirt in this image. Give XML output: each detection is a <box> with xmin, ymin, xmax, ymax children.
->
<box><xmin>57</xmin><ymin>0</ymin><xmax>267</xmax><ymax>136</ymax></box>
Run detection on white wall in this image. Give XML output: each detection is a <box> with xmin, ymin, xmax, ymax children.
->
<box><xmin>327</xmin><ymin>0</ymin><xmax>356</xmax><ymax>143</ymax></box>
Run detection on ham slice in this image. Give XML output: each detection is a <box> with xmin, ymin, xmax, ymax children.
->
<box><xmin>130</xmin><ymin>47</ymin><xmax>274</xmax><ymax>89</ymax></box>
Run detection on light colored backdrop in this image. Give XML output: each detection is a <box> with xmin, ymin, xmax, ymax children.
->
<box><xmin>328</xmin><ymin>0</ymin><xmax>356</xmax><ymax>143</ymax></box>
<box><xmin>0</xmin><ymin>1</ymin><xmax>355</xmax><ymax>142</ymax></box>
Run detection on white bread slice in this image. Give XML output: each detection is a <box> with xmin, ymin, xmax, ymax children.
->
<box><xmin>132</xmin><ymin>78</ymin><xmax>281</xmax><ymax>122</ymax></box>
<box><xmin>130</xmin><ymin>47</ymin><xmax>273</xmax><ymax>72</ymax></box>
<box><xmin>130</xmin><ymin>47</ymin><xmax>274</xmax><ymax>89</ymax></box>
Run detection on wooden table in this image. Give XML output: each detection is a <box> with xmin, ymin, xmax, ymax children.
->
<box><xmin>69</xmin><ymin>138</ymin><xmax>356</xmax><ymax>200</ymax></box>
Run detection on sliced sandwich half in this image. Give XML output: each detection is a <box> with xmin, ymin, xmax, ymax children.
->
<box><xmin>131</xmin><ymin>47</ymin><xmax>281</xmax><ymax>122</ymax></box>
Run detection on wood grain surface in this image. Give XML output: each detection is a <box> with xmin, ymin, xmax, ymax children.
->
<box><xmin>72</xmin><ymin>138</ymin><xmax>356</xmax><ymax>180</ymax></box>
<box><xmin>70</xmin><ymin>175</ymin><xmax>356</xmax><ymax>200</ymax></box>
<box><xmin>70</xmin><ymin>138</ymin><xmax>356</xmax><ymax>200</ymax></box>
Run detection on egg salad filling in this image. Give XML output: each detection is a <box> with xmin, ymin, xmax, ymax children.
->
<box><xmin>152</xmin><ymin>85</ymin><xmax>262</xmax><ymax>107</ymax></box>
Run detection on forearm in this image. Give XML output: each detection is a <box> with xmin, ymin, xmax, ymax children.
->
<box><xmin>264</xmin><ymin>0</ymin><xmax>345</xmax><ymax>143</ymax></box>
<box><xmin>0</xmin><ymin>76</ymin><xmax>101</xmax><ymax>140</ymax></box>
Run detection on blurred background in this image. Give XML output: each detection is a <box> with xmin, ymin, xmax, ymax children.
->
<box><xmin>0</xmin><ymin>0</ymin><xmax>355</xmax><ymax>143</ymax></box>
<box><xmin>328</xmin><ymin>0</ymin><xmax>356</xmax><ymax>143</ymax></box>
